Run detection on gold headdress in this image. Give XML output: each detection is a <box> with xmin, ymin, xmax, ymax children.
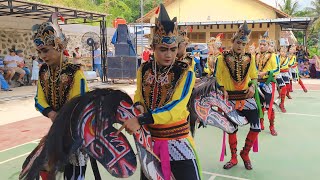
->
<box><xmin>32</xmin><ymin>12</ymin><xmax>67</xmax><ymax>51</ymax></box>
<box><xmin>177</xmin><ymin>26</ymin><xmax>189</xmax><ymax>44</ymax></box>
<box><xmin>152</xmin><ymin>4</ymin><xmax>178</xmax><ymax>45</ymax></box>
<box><xmin>232</xmin><ymin>21</ymin><xmax>251</xmax><ymax>43</ymax></box>
<box><xmin>259</xmin><ymin>30</ymin><xmax>270</xmax><ymax>44</ymax></box>
<box><xmin>207</xmin><ymin>33</ymin><xmax>223</xmax><ymax>47</ymax></box>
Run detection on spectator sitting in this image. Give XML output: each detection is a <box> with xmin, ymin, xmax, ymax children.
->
<box><xmin>16</xmin><ymin>50</ymin><xmax>31</xmax><ymax>85</ymax></box>
<box><xmin>300</xmin><ymin>67</ymin><xmax>310</xmax><ymax>78</ymax></box>
<box><xmin>0</xmin><ymin>69</ymin><xmax>12</xmax><ymax>91</ymax></box>
<box><xmin>3</xmin><ymin>48</ymin><xmax>25</xmax><ymax>85</ymax></box>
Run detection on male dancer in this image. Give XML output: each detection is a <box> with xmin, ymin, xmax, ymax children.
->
<box><xmin>256</xmin><ymin>31</ymin><xmax>279</xmax><ymax>136</ymax></box>
<box><xmin>216</xmin><ymin>21</ymin><xmax>260</xmax><ymax>170</ymax></box>
<box><xmin>118</xmin><ymin>4</ymin><xmax>201</xmax><ymax>180</ymax></box>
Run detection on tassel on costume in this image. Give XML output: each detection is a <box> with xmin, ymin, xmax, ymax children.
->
<box><xmin>220</xmin><ymin>131</ymin><xmax>226</xmax><ymax>162</ymax></box>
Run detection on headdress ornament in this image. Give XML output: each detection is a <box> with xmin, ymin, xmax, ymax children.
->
<box><xmin>32</xmin><ymin>12</ymin><xmax>67</xmax><ymax>51</ymax></box>
<box><xmin>232</xmin><ymin>21</ymin><xmax>251</xmax><ymax>43</ymax></box>
<box><xmin>259</xmin><ymin>30</ymin><xmax>270</xmax><ymax>44</ymax></box>
<box><xmin>152</xmin><ymin>4</ymin><xmax>178</xmax><ymax>45</ymax></box>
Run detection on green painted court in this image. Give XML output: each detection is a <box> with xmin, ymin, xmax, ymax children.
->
<box><xmin>1</xmin><ymin>89</ymin><xmax>319</xmax><ymax>180</ymax></box>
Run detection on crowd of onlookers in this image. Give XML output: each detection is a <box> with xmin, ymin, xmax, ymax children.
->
<box><xmin>0</xmin><ymin>47</ymin><xmax>44</xmax><ymax>92</ymax></box>
<box><xmin>295</xmin><ymin>45</ymin><xmax>320</xmax><ymax>79</ymax></box>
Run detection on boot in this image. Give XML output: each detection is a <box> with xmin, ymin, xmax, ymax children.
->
<box><xmin>298</xmin><ymin>79</ymin><xmax>308</xmax><ymax>93</ymax></box>
<box><xmin>286</xmin><ymin>84</ymin><xmax>292</xmax><ymax>99</ymax></box>
<box><xmin>269</xmin><ymin>109</ymin><xmax>278</xmax><ymax>136</ymax></box>
<box><xmin>280</xmin><ymin>87</ymin><xmax>287</xmax><ymax>113</ymax></box>
<box><xmin>240</xmin><ymin>131</ymin><xmax>259</xmax><ymax>170</ymax></box>
<box><xmin>223</xmin><ymin>133</ymin><xmax>238</xmax><ymax>169</ymax></box>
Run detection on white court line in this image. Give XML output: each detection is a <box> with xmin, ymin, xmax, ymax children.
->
<box><xmin>208</xmin><ymin>175</ymin><xmax>217</xmax><ymax>180</ymax></box>
<box><xmin>0</xmin><ymin>139</ymin><xmax>40</xmax><ymax>153</ymax></box>
<box><xmin>281</xmin><ymin>112</ymin><xmax>320</xmax><ymax>118</ymax></box>
<box><xmin>0</xmin><ymin>152</ymin><xmax>30</xmax><ymax>165</ymax></box>
<box><xmin>203</xmin><ymin>171</ymin><xmax>250</xmax><ymax>180</ymax></box>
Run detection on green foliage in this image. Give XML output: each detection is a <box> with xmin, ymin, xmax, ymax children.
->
<box><xmin>278</xmin><ymin>0</ymin><xmax>299</xmax><ymax>16</ymax></box>
<box><xmin>30</xmin><ymin>0</ymin><xmax>162</xmax><ymax>27</ymax></box>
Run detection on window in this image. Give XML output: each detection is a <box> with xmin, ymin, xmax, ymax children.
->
<box><xmin>187</xmin><ymin>32</ymin><xmax>206</xmax><ymax>43</ymax></box>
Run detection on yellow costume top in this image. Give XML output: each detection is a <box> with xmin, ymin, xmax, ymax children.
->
<box><xmin>204</xmin><ymin>52</ymin><xmax>221</xmax><ymax>76</ymax></box>
<box><xmin>134</xmin><ymin>60</ymin><xmax>195</xmax><ymax>126</ymax></box>
<box><xmin>280</xmin><ymin>56</ymin><xmax>289</xmax><ymax>71</ymax></box>
<box><xmin>35</xmin><ymin>62</ymin><xmax>88</xmax><ymax>116</ymax></box>
<box><xmin>288</xmin><ymin>55</ymin><xmax>297</xmax><ymax>67</ymax></box>
<box><xmin>216</xmin><ymin>51</ymin><xmax>257</xmax><ymax>91</ymax></box>
<box><xmin>256</xmin><ymin>52</ymin><xmax>279</xmax><ymax>78</ymax></box>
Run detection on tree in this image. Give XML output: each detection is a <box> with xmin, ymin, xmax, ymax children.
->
<box><xmin>278</xmin><ymin>0</ymin><xmax>299</xmax><ymax>16</ymax></box>
<box><xmin>307</xmin><ymin>0</ymin><xmax>320</xmax><ymax>16</ymax></box>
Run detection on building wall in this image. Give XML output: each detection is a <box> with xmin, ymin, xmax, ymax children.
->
<box><xmin>146</xmin><ymin>0</ymin><xmax>282</xmax><ymax>48</ymax></box>
<box><xmin>150</xmin><ymin>0</ymin><xmax>277</xmax><ymax>23</ymax></box>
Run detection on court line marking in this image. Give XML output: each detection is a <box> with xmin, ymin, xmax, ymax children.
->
<box><xmin>208</xmin><ymin>175</ymin><xmax>217</xmax><ymax>180</ymax></box>
<box><xmin>0</xmin><ymin>139</ymin><xmax>40</xmax><ymax>153</ymax></box>
<box><xmin>280</xmin><ymin>112</ymin><xmax>320</xmax><ymax>118</ymax></box>
<box><xmin>0</xmin><ymin>152</ymin><xmax>30</xmax><ymax>165</ymax></box>
<box><xmin>203</xmin><ymin>171</ymin><xmax>250</xmax><ymax>180</ymax></box>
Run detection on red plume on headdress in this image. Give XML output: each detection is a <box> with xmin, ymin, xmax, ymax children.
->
<box><xmin>216</xmin><ymin>33</ymin><xmax>224</xmax><ymax>39</ymax></box>
<box><xmin>155</xmin><ymin>6</ymin><xmax>160</xmax><ymax>14</ymax></box>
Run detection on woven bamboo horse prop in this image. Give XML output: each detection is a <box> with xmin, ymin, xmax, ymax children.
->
<box><xmin>188</xmin><ymin>76</ymin><xmax>249</xmax><ymax>136</ymax></box>
<box><xmin>20</xmin><ymin>88</ymin><xmax>173</xmax><ymax>180</ymax></box>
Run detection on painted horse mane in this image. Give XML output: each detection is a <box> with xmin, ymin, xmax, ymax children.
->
<box><xmin>20</xmin><ymin>88</ymin><xmax>133</xmax><ymax>179</ymax></box>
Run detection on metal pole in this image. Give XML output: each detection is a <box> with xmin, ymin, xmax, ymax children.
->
<box><xmin>140</xmin><ymin>0</ymin><xmax>144</xmax><ymax>54</ymax></box>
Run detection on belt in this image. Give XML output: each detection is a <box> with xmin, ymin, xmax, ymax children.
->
<box><xmin>147</xmin><ymin>120</ymin><xmax>189</xmax><ymax>140</ymax></box>
<box><xmin>227</xmin><ymin>90</ymin><xmax>247</xmax><ymax>100</ymax></box>
<box><xmin>280</xmin><ymin>69</ymin><xmax>289</xmax><ymax>73</ymax></box>
<box><xmin>258</xmin><ymin>78</ymin><xmax>267</xmax><ymax>83</ymax></box>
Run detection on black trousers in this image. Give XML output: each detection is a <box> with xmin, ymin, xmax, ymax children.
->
<box><xmin>64</xmin><ymin>164</ymin><xmax>87</xmax><ymax>180</ymax></box>
<box><xmin>140</xmin><ymin>159</ymin><xmax>201</xmax><ymax>180</ymax></box>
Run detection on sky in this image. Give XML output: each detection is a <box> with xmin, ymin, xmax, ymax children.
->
<box><xmin>261</xmin><ymin>0</ymin><xmax>313</xmax><ymax>10</ymax></box>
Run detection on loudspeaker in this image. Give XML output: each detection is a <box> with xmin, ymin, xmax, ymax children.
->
<box><xmin>115</xmin><ymin>43</ymin><xmax>130</xmax><ymax>56</ymax></box>
<box><xmin>117</xmin><ymin>24</ymin><xmax>128</xmax><ymax>43</ymax></box>
<box><xmin>107</xmin><ymin>56</ymin><xmax>136</xmax><ymax>79</ymax></box>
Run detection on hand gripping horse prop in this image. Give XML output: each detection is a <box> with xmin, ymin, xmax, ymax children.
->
<box><xmin>189</xmin><ymin>76</ymin><xmax>249</xmax><ymax>136</ymax></box>
<box><xmin>19</xmin><ymin>88</ymin><xmax>171</xmax><ymax>180</ymax></box>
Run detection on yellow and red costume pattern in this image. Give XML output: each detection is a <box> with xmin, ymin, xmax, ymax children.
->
<box><xmin>35</xmin><ymin>62</ymin><xmax>88</xmax><ymax>116</ymax></box>
<box><xmin>215</xmin><ymin>51</ymin><xmax>261</xmax><ymax>170</ymax></box>
<box><xmin>135</xmin><ymin>60</ymin><xmax>201</xmax><ymax>180</ymax></box>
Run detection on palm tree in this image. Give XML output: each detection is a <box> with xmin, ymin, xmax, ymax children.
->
<box><xmin>278</xmin><ymin>0</ymin><xmax>299</xmax><ymax>16</ymax></box>
<box><xmin>307</xmin><ymin>0</ymin><xmax>320</xmax><ymax>16</ymax></box>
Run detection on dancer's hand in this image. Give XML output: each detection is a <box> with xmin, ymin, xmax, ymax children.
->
<box><xmin>48</xmin><ymin>111</ymin><xmax>57</xmax><ymax>122</ymax></box>
<box><xmin>245</xmin><ymin>85</ymin><xmax>255</xmax><ymax>98</ymax></box>
<box><xmin>117</xmin><ymin>117</ymin><xmax>141</xmax><ymax>135</ymax></box>
<box><xmin>258</xmin><ymin>72</ymin><xmax>267</xmax><ymax>77</ymax></box>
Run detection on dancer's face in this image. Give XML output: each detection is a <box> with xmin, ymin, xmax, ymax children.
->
<box><xmin>37</xmin><ymin>45</ymin><xmax>61</xmax><ymax>66</ymax></box>
<box><xmin>280</xmin><ymin>48</ymin><xmax>287</xmax><ymax>57</ymax></box>
<box><xmin>259</xmin><ymin>42</ymin><xmax>269</xmax><ymax>53</ymax></box>
<box><xmin>177</xmin><ymin>42</ymin><xmax>188</xmax><ymax>59</ymax></box>
<box><xmin>232</xmin><ymin>39</ymin><xmax>246</xmax><ymax>54</ymax></box>
<box><xmin>153</xmin><ymin>43</ymin><xmax>178</xmax><ymax>66</ymax></box>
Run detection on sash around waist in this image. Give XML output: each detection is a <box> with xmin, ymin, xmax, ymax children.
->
<box><xmin>227</xmin><ymin>90</ymin><xmax>248</xmax><ymax>100</ymax></box>
<box><xmin>148</xmin><ymin>120</ymin><xmax>190</xmax><ymax>140</ymax></box>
